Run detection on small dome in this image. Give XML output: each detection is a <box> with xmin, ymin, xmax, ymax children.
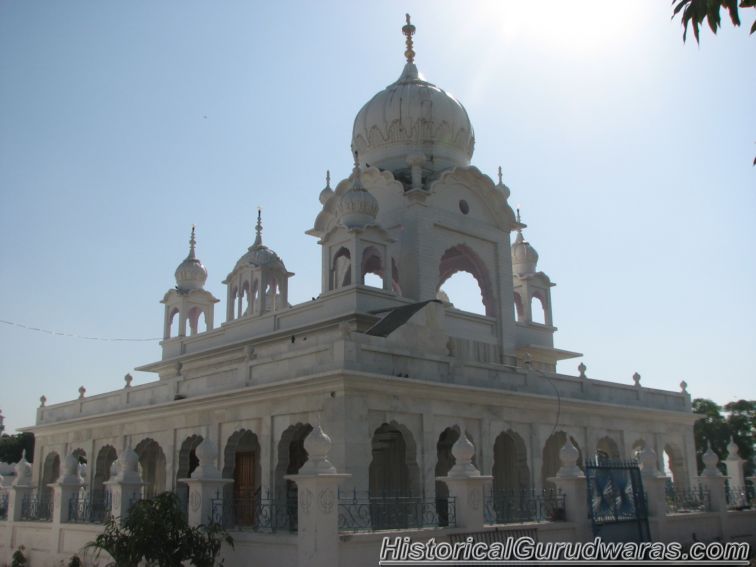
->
<box><xmin>319</xmin><ymin>170</ymin><xmax>334</xmax><ymax>205</ymax></box>
<box><xmin>336</xmin><ymin>161</ymin><xmax>379</xmax><ymax>229</ymax></box>
<box><xmin>175</xmin><ymin>227</ymin><xmax>208</xmax><ymax>291</ymax></box>
<box><xmin>511</xmin><ymin>231</ymin><xmax>539</xmax><ymax>275</ymax></box>
<box><xmin>234</xmin><ymin>210</ymin><xmax>288</xmax><ymax>272</ymax></box>
<box><xmin>351</xmin><ymin>17</ymin><xmax>474</xmax><ymax>174</ymax></box>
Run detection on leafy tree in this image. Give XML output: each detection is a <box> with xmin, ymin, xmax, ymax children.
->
<box><xmin>692</xmin><ymin>398</ymin><xmax>755</xmax><ymax>476</ymax></box>
<box><xmin>672</xmin><ymin>0</ymin><xmax>756</xmax><ymax>43</ymax></box>
<box><xmin>86</xmin><ymin>492</ymin><xmax>233</xmax><ymax>567</ymax></box>
<box><xmin>724</xmin><ymin>399</ymin><xmax>755</xmax><ymax>476</ymax></box>
<box><xmin>0</xmin><ymin>432</ymin><xmax>35</xmax><ymax>464</ymax></box>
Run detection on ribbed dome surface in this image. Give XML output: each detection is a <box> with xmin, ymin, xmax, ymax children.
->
<box><xmin>351</xmin><ymin>62</ymin><xmax>474</xmax><ymax>173</ymax></box>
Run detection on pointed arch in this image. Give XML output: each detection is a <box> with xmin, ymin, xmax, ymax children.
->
<box><xmin>134</xmin><ymin>438</ymin><xmax>166</xmax><ymax>499</ymax></box>
<box><xmin>438</xmin><ymin>244</ymin><xmax>496</xmax><ymax>317</ymax></box>
<box><xmin>176</xmin><ymin>435</ymin><xmax>203</xmax><ymax>514</ymax></box>
<box><xmin>331</xmin><ymin>247</ymin><xmax>352</xmax><ymax>290</ymax></box>
<box><xmin>275</xmin><ymin>423</ymin><xmax>313</xmax><ymax>531</ymax></box>
<box><xmin>542</xmin><ymin>431</ymin><xmax>583</xmax><ymax>491</ymax></box>
<box><xmin>223</xmin><ymin>429</ymin><xmax>262</xmax><ymax>527</ymax></box>
<box><xmin>493</xmin><ymin>430</ymin><xmax>530</xmax><ymax>492</ymax></box>
<box><xmin>596</xmin><ymin>436</ymin><xmax>621</xmax><ymax>461</ymax></box>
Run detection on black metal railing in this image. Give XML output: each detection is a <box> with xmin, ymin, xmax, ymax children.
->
<box><xmin>338</xmin><ymin>489</ymin><xmax>455</xmax><ymax>532</ymax></box>
<box><xmin>665</xmin><ymin>483</ymin><xmax>710</xmax><ymax>513</ymax></box>
<box><xmin>68</xmin><ymin>490</ymin><xmax>111</xmax><ymax>523</ymax></box>
<box><xmin>725</xmin><ymin>484</ymin><xmax>751</xmax><ymax>510</ymax></box>
<box><xmin>214</xmin><ymin>491</ymin><xmax>297</xmax><ymax>533</ymax></box>
<box><xmin>20</xmin><ymin>492</ymin><xmax>53</xmax><ymax>522</ymax></box>
<box><xmin>483</xmin><ymin>488</ymin><xmax>565</xmax><ymax>525</ymax></box>
<box><xmin>0</xmin><ymin>491</ymin><xmax>8</xmax><ymax>520</ymax></box>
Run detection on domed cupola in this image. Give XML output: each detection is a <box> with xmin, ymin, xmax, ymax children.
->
<box><xmin>336</xmin><ymin>154</ymin><xmax>379</xmax><ymax>229</ymax></box>
<box><xmin>223</xmin><ymin>209</ymin><xmax>293</xmax><ymax>322</ymax></box>
<box><xmin>351</xmin><ymin>15</ymin><xmax>475</xmax><ymax>176</ymax></box>
<box><xmin>511</xmin><ymin>212</ymin><xmax>539</xmax><ymax>276</ymax></box>
<box><xmin>161</xmin><ymin>227</ymin><xmax>219</xmax><ymax>339</ymax></box>
<box><xmin>175</xmin><ymin>226</ymin><xmax>208</xmax><ymax>291</ymax></box>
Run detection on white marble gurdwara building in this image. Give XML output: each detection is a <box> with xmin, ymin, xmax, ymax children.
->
<box><xmin>26</xmin><ymin>17</ymin><xmax>697</xmax><ymax>530</ymax></box>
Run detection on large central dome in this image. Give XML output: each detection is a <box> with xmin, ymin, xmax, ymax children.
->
<box><xmin>351</xmin><ymin>17</ymin><xmax>475</xmax><ymax>174</ymax></box>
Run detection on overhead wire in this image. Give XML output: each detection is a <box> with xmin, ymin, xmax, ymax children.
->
<box><xmin>0</xmin><ymin>319</ymin><xmax>161</xmax><ymax>342</ymax></box>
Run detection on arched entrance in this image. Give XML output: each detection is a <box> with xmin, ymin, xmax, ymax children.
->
<box><xmin>93</xmin><ymin>445</ymin><xmax>117</xmax><ymax>517</ymax></box>
<box><xmin>369</xmin><ymin>422</ymin><xmax>420</xmax><ymax>529</ymax></box>
<box><xmin>596</xmin><ymin>436</ymin><xmax>621</xmax><ymax>461</ymax></box>
<box><xmin>134</xmin><ymin>438</ymin><xmax>166</xmax><ymax>499</ymax></box>
<box><xmin>542</xmin><ymin>431</ymin><xmax>582</xmax><ymax>491</ymax></box>
<box><xmin>176</xmin><ymin>435</ymin><xmax>203</xmax><ymax>515</ymax></box>
<box><xmin>223</xmin><ymin>429</ymin><xmax>261</xmax><ymax>527</ymax></box>
<box><xmin>434</xmin><ymin>426</ymin><xmax>460</xmax><ymax>526</ymax></box>
<box><xmin>275</xmin><ymin>423</ymin><xmax>312</xmax><ymax>531</ymax></box>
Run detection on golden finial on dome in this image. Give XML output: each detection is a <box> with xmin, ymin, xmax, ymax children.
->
<box><xmin>402</xmin><ymin>14</ymin><xmax>416</xmax><ymax>64</ymax></box>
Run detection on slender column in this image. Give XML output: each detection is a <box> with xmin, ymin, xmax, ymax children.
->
<box><xmin>286</xmin><ymin>425</ymin><xmax>350</xmax><ymax>567</ymax></box>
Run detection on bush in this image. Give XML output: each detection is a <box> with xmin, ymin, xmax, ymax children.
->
<box><xmin>86</xmin><ymin>492</ymin><xmax>233</xmax><ymax>567</ymax></box>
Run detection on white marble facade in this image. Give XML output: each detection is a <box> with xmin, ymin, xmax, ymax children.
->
<box><xmin>26</xmin><ymin>16</ymin><xmax>699</xmax><ymax>515</ymax></box>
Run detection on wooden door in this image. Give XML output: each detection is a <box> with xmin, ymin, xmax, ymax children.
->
<box><xmin>234</xmin><ymin>451</ymin><xmax>256</xmax><ymax>525</ymax></box>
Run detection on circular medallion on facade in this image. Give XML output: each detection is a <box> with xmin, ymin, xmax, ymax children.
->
<box><xmin>300</xmin><ymin>488</ymin><xmax>313</xmax><ymax>515</ymax></box>
<box><xmin>318</xmin><ymin>488</ymin><xmax>335</xmax><ymax>514</ymax></box>
<box><xmin>190</xmin><ymin>489</ymin><xmax>201</xmax><ymax>512</ymax></box>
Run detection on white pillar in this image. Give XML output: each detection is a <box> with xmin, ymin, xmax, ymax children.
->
<box><xmin>548</xmin><ymin>437</ymin><xmax>591</xmax><ymax>541</ymax></box>
<box><xmin>104</xmin><ymin>446</ymin><xmax>144</xmax><ymax>521</ymax></box>
<box><xmin>286</xmin><ymin>425</ymin><xmax>350</xmax><ymax>567</ymax></box>
<box><xmin>179</xmin><ymin>437</ymin><xmax>232</xmax><ymax>527</ymax></box>
<box><xmin>7</xmin><ymin>452</ymin><xmax>34</xmax><ymax>521</ymax></box>
<box><xmin>50</xmin><ymin>453</ymin><xmax>83</xmax><ymax>523</ymax></box>
<box><xmin>698</xmin><ymin>442</ymin><xmax>728</xmax><ymax>513</ymax></box>
<box><xmin>436</xmin><ymin>432</ymin><xmax>491</xmax><ymax>531</ymax></box>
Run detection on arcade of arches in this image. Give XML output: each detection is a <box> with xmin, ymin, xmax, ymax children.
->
<box><xmin>46</xmin><ymin>427</ymin><xmax>691</xmax><ymax>507</ymax></box>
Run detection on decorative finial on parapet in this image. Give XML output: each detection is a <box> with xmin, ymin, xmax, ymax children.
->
<box><xmin>192</xmin><ymin>437</ymin><xmax>222</xmax><ymax>480</ymax></box>
<box><xmin>124</xmin><ymin>373</ymin><xmax>133</xmax><ymax>388</ymax></box>
<box><xmin>448</xmin><ymin>431</ymin><xmax>480</xmax><ymax>477</ymax></box>
<box><xmin>680</xmin><ymin>380</ymin><xmax>688</xmax><ymax>393</ymax></box>
<box><xmin>253</xmin><ymin>208</ymin><xmax>263</xmax><ymax>247</ymax></box>
<box><xmin>78</xmin><ymin>386</ymin><xmax>86</xmax><ymax>399</ymax></box>
<box><xmin>40</xmin><ymin>395</ymin><xmax>47</xmax><ymax>408</ymax></box>
<box><xmin>726</xmin><ymin>436</ymin><xmax>741</xmax><ymax>460</ymax></box>
<box><xmin>301</xmin><ymin>425</ymin><xmax>337</xmax><ymax>474</ymax></box>
<box><xmin>701</xmin><ymin>441</ymin><xmax>722</xmax><ymax>477</ymax></box>
<box><xmin>638</xmin><ymin>445</ymin><xmax>661</xmax><ymax>477</ymax></box>
<box><xmin>578</xmin><ymin>362</ymin><xmax>587</xmax><ymax>379</ymax></box>
<box><xmin>633</xmin><ymin>372</ymin><xmax>641</xmax><ymax>387</ymax></box>
<box><xmin>14</xmin><ymin>451</ymin><xmax>33</xmax><ymax>486</ymax></box>
<box><xmin>402</xmin><ymin>14</ymin><xmax>416</xmax><ymax>64</ymax></box>
<box><xmin>557</xmin><ymin>436</ymin><xmax>584</xmax><ymax>478</ymax></box>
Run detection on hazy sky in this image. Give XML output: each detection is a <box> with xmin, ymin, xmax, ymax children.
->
<box><xmin>1</xmin><ymin>1</ymin><xmax>754</xmax><ymax>435</ymax></box>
